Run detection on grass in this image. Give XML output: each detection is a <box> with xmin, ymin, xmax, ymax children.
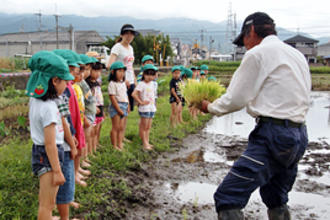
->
<box><xmin>0</xmin><ymin>75</ymin><xmax>211</xmax><ymax>219</ymax></box>
<box><xmin>0</xmin><ymin>57</ymin><xmax>29</xmax><ymax>72</ymax></box>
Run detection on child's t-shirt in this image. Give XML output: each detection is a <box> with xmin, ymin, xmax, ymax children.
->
<box><xmin>170</xmin><ymin>78</ymin><xmax>182</xmax><ymax>99</ymax></box>
<box><xmin>79</xmin><ymin>80</ymin><xmax>96</xmax><ymax>117</ymax></box>
<box><xmin>135</xmin><ymin>81</ymin><xmax>156</xmax><ymax>113</ymax></box>
<box><xmin>108</xmin><ymin>81</ymin><xmax>129</xmax><ymax>103</ymax></box>
<box><xmin>73</xmin><ymin>83</ymin><xmax>85</xmax><ymax>125</ymax></box>
<box><xmin>111</xmin><ymin>43</ymin><xmax>135</xmax><ymax>85</ymax></box>
<box><xmin>29</xmin><ymin>97</ymin><xmax>64</xmax><ymax>145</ymax></box>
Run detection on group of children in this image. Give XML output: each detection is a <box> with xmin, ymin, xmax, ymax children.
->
<box><xmin>26</xmin><ymin>48</ymin><xmax>210</xmax><ymax>218</ymax></box>
<box><xmin>27</xmin><ymin>49</ymin><xmax>104</xmax><ymax>219</ymax></box>
<box><xmin>169</xmin><ymin>63</ymin><xmax>211</xmax><ymax>126</ymax></box>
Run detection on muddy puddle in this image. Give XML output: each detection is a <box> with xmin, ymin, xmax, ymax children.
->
<box><xmin>128</xmin><ymin>92</ymin><xmax>330</xmax><ymax>220</ymax></box>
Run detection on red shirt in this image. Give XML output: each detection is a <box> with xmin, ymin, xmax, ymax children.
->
<box><xmin>68</xmin><ymin>82</ymin><xmax>85</xmax><ymax>149</ymax></box>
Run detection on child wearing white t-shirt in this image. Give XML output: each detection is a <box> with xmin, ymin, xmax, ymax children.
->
<box><xmin>132</xmin><ymin>64</ymin><xmax>158</xmax><ymax>150</ymax></box>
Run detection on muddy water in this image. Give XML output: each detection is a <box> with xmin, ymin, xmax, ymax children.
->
<box><xmin>128</xmin><ymin>92</ymin><xmax>330</xmax><ymax>220</ymax></box>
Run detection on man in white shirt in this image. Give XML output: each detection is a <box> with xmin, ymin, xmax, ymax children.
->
<box><xmin>200</xmin><ymin>12</ymin><xmax>311</xmax><ymax>220</ymax></box>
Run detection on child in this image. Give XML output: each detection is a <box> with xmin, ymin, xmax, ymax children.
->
<box><xmin>169</xmin><ymin>66</ymin><xmax>185</xmax><ymax>127</ymax></box>
<box><xmin>53</xmin><ymin>49</ymin><xmax>88</xmax><ymax>187</ymax></box>
<box><xmin>132</xmin><ymin>64</ymin><xmax>158</xmax><ymax>150</ymax></box>
<box><xmin>200</xmin><ymin>64</ymin><xmax>209</xmax><ymax>75</ymax></box>
<box><xmin>191</xmin><ymin>66</ymin><xmax>198</xmax><ymax>80</ymax></box>
<box><xmin>137</xmin><ymin>55</ymin><xmax>154</xmax><ymax>82</ymax></box>
<box><xmin>86</xmin><ymin>62</ymin><xmax>104</xmax><ymax>153</ymax></box>
<box><xmin>26</xmin><ymin>50</ymin><xmax>74</xmax><ymax>219</ymax></box>
<box><xmin>200</xmin><ymin>71</ymin><xmax>207</xmax><ymax>80</ymax></box>
<box><xmin>108</xmin><ymin>61</ymin><xmax>129</xmax><ymax>151</ymax></box>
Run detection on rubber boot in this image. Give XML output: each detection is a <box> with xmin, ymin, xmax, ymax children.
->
<box><xmin>267</xmin><ymin>204</ymin><xmax>291</xmax><ymax>220</ymax></box>
<box><xmin>218</xmin><ymin>209</ymin><xmax>244</xmax><ymax>220</ymax></box>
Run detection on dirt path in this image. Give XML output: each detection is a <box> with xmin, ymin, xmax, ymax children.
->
<box><xmin>126</xmin><ymin>129</ymin><xmax>330</xmax><ymax>220</ymax></box>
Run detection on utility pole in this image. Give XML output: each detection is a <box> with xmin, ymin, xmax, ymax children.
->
<box><xmin>34</xmin><ymin>10</ymin><xmax>42</xmax><ymax>50</ymax></box>
<box><xmin>68</xmin><ymin>24</ymin><xmax>74</xmax><ymax>50</ymax></box>
<box><xmin>54</xmin><ymin>14</ymin><xmax>60</xmax><ymax>49</ymax></box>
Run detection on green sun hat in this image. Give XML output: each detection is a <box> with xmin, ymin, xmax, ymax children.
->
<box><xmin>171</xmin><ymin>65</ymin><xmax>181</xmax><ymax>73</ymax></box>
<box><xmin>26</xmin><ymin>50</ymin><xmax>74</xmax><ymax>98</ymax></box>
<box><xmin>200</xmin><ymin>71</ymin><xmax>206</xmax><ymax>75</ymax></box>
<box><xmin>79</xmin><ymin>54</ymin><xmax>94</xmax><ymax>65</ymax></box>
<box><xmin>90</xmin><ymin>57</ymin><xmax>99</xmax><ymax>63</ymax></box>
<box><xmin>196</xmin><ymin>66</ymin><xmax>201</xmax><ymax>70</ymax></box>
<box><xmin>208</xmin><ymin>76</ymin><xmax>217</xmax><ymax>81</ymax></box>
<box><xmin>184</xmin><ymin>68</ymin><xmax>193</xmax><ymax>78</ymax></box>
<box><xmin>141</xmin><ymin>55</ymin><xmax>154</xmax><ymax>64</ymax></box>
<box><xmin>110</xmin><ymin>61</ymin><xmax>127</xmax><ymax>71</ymax></box>
<box><xmin>72</xmin><ymin>51</ymin><xmax>84</xmax><ymax>65</ymax></box>
<box><xmin>53</xmin><ymin>49</ymin><xmax>80</xmax><ymax>67</ymax></box>
<box><xmin>190</xmin><ymin>66</ymin><xmax>197</xmax><ymax>70</ymax></box>
<box><xmin>143</xmin><ymin>64</ymin><xmax>158</xmax><ymax>72</ymax></box>
<box><xmin>200</xmin><ymin>64</ymin><xmax>209</xmax><ymax>70</ymax></box>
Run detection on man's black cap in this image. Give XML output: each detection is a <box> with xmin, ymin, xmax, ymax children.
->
<box><xmin>233</xmin><ymin>12</ymin><xmax>274</xmax><ymax>47</ymax></box>
<box><xmin>120</xmin><ymin>24</ymin><xmax>139</xmax><ymax>36</ymax></box>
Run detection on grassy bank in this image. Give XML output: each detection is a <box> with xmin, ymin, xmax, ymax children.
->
<box><xmin>0</xmin><ymin>74</ymin><xmax>211</xmax><ymax>219</ymax></box>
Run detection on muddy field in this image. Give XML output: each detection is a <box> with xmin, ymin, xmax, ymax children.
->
<box><xmin>125</xmin><ymin>92</ymin><xmax>330</xmax><ymax>220</ymax></box>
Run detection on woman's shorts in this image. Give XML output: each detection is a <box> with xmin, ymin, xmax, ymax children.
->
<box><xmin>139</xmin><ymin>111</ymin><xmax>155</xmax><ymax>118</ymax></box>
<box><xmin>85</xmin><ymin>113</ymin><xmax>96</xmax><ymax>125</ymax></box>
<box><xmin>108</xmin><ymin>102</ymin><xmax>128</xmax><ymax>118</ymax></box>
<box><xmin>56</xmin><ymin>152</ymin><xmax>75</xmax><ymax>204</ymax></box>
<box><xmin>169</xmin><ymin>96</ymin><xmax>185</xmax><ymax>107</ymax></box>
<box><xmin>32</xmin><ymin>144</ymin><xmax>64</xmax><ymax>177</ymax></box>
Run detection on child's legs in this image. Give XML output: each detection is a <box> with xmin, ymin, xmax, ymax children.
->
<box><xmin>96</xmin><ymin>123</ymin><xmax>102</xmax><ymax>145</ymax></box>
<box><xmin>74</xmin><ymin>149</ymin><xmax>82</xmax><ymax>175</ymax></box>
<box><xmin>146</xmin><ymin>118</ymin><xmax>153</xmax><ymax>144</ymax></box>
<box><xmin>38</xmin><ymin>172</ymin><xmax>59</xmax><ymax>220</ymax></box>
<box><xmin>177</xmin><ymin>103</ymin><xmax>183</xmax><ymax>123</ymax></box>
<box><xmin>92</xmin><ymin>125</ymin><xmax>98</xmax><ymax>152</ymax></box>
<box><xmin>111</xmin><ymin>116</ymin><xmax>120</xmax><ymax>148</ymax></box>
<box><xmin>140</xmin><ymin>117</ymin><xmax>149</xmax><ymax>146</ymax></box>
<box><xmin>117</xmin><ymin>117</ymin><xmax>126</xmax><ymax>148</ymax></box>
<box><xmin>84</xmin><ymin>126</ymin><xmax>92</xmax><ymax>155</ymax></box>
<box><xmin>57</xmin><ymin>204</ymin><xmax>69</xmax><ymax>220</ymax></box>
<box><xmin>170</xmin><ymin>103</ymin><xmax>178</xmax><ymax>126</ymax></box>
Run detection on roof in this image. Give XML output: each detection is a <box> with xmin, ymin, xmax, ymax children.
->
<box><xmin>0</xmin><ymin>31</ymin><xmax>104</xmax><ymax>44</ymax></box>
<box><xmin>324</xmin><ymin>55</ymin><xmax>330</xmax><ymax>59</ymax></box>
<box><xmin>284</xmin><ymin>34</ymin><xmax>319</xmax><ymax>44</ymax></box>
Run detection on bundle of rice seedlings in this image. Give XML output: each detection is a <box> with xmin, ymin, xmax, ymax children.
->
<box><xmin>180</xmin><ymin>79</ymin><xmax>226</xmax><ymax>108</ymax></box>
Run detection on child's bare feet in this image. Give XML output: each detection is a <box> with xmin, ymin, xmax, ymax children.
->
<box><xmin>84</xmin><ymin>158</ymin><xmax>92</xmax><ymax>163</ymax></box>
<box><xmin>70</xmin><ymin>201</ymin><xmax>80</xmax><ymax>209</ymax></box>
<box><xmin>81</xmin><ymin>160</ymin><xmax>91</xmax><ymax>168</ymax></box>
<box><xmin>75</xmin><ymin>178</ymin><xmax>87</xmax><ymax>187</ymax></box>
<box><xmin>143</xmin><ymin>145</ymin><xmax>153</xmax><ymax>151</ymax></box>
<box><xmin>123</xmin><ymin>137</ymin><xmax>132</xmax><ymax>143</ymax></box>
<box><xmin>79</xmin><ymin>167</ymin><xmax>91</xmax><ymax>176</ymax></box>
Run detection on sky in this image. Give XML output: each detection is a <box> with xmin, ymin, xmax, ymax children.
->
<box><xmin>0</xmin><ymin>0</ymin><xmax>329</xmax><ymax>37</ymax></box>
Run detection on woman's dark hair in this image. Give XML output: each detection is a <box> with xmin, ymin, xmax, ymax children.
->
<box><xmin>116</xmin><ymin>37</ymin><xmax>122</xmax><ymax>43</ymax></box>
<box><xmin>40</xmin><ymin>77</ymin><xmax>59</xmax><ymax>101</ymax></box>
<box><xmin>91</xmin><ymin>62</ymin><xmax>102</xmax><ymax>70</ymax></box>
<box><xmin>108</xmin><ymin>69</ymin><xmax>126</xmax><ymax>82</ymax></box>
<box><xmin>244</xmin><ymin>23</ymin><xmax>277</xmax><ymax>38</ymax></box>
<box><xmin>85</xmin><ymin>75</ymin><xmax>100</xmax><ymax>89</ymax></box>
<box><xmin>141</xmin><ymin>69</ymin><xmax>156</xmax><ymax>81</ymax></box>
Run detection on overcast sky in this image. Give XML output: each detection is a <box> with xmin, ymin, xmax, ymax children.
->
<box><xmin>1</xmin><ymin>0</ymin><xmax>329</xmax><ymax>36</ymax></box>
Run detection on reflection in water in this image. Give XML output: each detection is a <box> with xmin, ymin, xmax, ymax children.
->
<box><xmin>204</xmin><ymin>91</ymin><xmax>330</xmax><ymax>143</ymax></box>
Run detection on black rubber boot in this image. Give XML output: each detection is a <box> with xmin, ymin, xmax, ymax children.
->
<box><xmin>267</xmin><ymin>204</ymin><xmax>291</xmax><ymax>220</ymax></box>
<box><xmin>218</xmin><ymin>209</ymin><xmax>244</xmax><ymax>220</ymax></box>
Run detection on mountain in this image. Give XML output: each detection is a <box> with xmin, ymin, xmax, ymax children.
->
<box><xmin>0</xmin><ymin>12</ymin><xmax>329</xmax><ymax>53</ymax></box>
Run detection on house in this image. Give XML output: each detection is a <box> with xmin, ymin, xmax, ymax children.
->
<box><xmin>323</xmin><ymin>55</ymin><xmax>330</xmax><ymax>66</ymax></box>
<box><xmin>284</xmin><ymin>34</ymin><xmax>319</xmax><ymax>63</ymax></box>
<box><xmin>318</xmin><ymin>42</ymin><xmax>330</xmax><ymax>57</ymax></box>
<box><xmin>0</xmin><ymin>30</ymin><xmax>104</xmax><ymax>57</ymax></box>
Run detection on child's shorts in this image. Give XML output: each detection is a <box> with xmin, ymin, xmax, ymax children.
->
<box><xmin>56</xmin><ymin>151</ymin><xmax>75</xmax><ymax>204</ymax></box>
<box><xmin>32</xmin><ymin>144</ymin><xmax>64</xmax><ymax>177</ymax></box>
<box><xmin>139</xmin><ymin>111</ymin><xmax>155</xmax><ymax>118</ymax></box>
<box><xmin>93</xmin><ymin>116</ymin><xmax>105</xmax><ymax>126</ymax></box>
<box><xmin>169</xmin><ymin>96</ymin><xmax>185</xmax><ymax>107</ymax></box>
<box><xmin>85</xmin><ymin>113</ymin><xmax>96</xmax><ymax>125</ymax></box>
<box><xmin>108</xmin><ymin>102</ymin><xmax>128</xmax><ymax>118</ymax></box>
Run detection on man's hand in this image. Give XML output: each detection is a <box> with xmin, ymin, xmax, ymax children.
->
<box><xmin>126</xmin><ymin>80</ymin><xmax>130</xmax><ymax>88</ymax></box>
<box><xmin>200</xmin><ymin>100</ymin><xmax>210</xmax><ymax>113</ymax></box>
<box><xmin>53</xmin><ymin>170</ymin><xmax>66</xmax><ymax>186</ymax></box>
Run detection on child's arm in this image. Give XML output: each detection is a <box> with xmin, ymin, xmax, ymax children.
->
<box><xmin>171</xmin><ymin>88</ymin><xmax>181</xmax><ymax>103</ymax></box>
<box><xmin>132</xmin><ymin>89</ymin><xmax>149</xmax><ymax>105</ymax></box>
<box><xmin>44</xmin><ymin>123</ymin><xmax>65</xmax><ymax>186</ymax></box>
<box><xmin>61</xmin><ymin>117</ymin><xmax>77</xmax><ymax>160</ymax></box>
<box><xmin>110</xmin><ymin>95</ymin><xmax>124</xmax><ymax>116</ymax></box>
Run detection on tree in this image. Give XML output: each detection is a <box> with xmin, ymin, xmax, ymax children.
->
<box><xmin>102</xmin><ymin>34</ymin><xmax>173</xmax><ymax>65</ymax></box>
